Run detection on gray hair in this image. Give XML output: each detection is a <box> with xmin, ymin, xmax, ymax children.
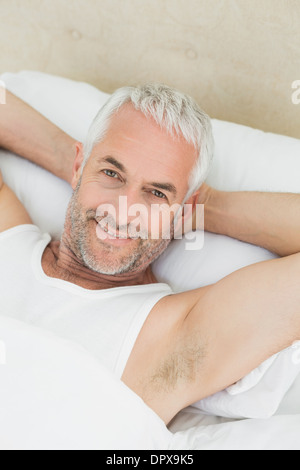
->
<box><xmin>82</xmin><ymin>83</ymin><xmax>214</xmax><ymax>202</ymax></box>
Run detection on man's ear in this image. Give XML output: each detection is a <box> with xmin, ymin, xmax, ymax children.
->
<box><xmin>71</xmin><ymin>142</ymin><xmax>84</xmax><ymax>190</ymax></box>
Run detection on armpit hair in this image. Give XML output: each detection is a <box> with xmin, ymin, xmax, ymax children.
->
<box><xmin>149</xmin><ymin>331</ymin><xmax>206</xmax><ymax>392</ymax></box>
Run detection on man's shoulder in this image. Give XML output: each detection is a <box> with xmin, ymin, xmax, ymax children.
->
<box><xmin>0</xmin><ymin>223</ymin><xmax>43</xmax><ymax>241</ymax></box>
<box><xmin>0</xmin><ymin>223</ymin><xmax>47</xmax><ymax>262</ymax></box>
<box><xmin>136</xmin><ymin>283</ymin><xmax>214</xmax><ymax>353</ymax></box>
<box><xmin>154</xmin><ymin>284</ymin><xmax>213</xmax><ymax>317</ymax></box>
<box><xmin>123</xmin><ymin>284</ymin><xmax>213</xmax><ymax>378</ymax></box>
<box><xmin>122</xmin><ymin>284</ymin><xmax>213</xmax><ymax>423</ymax></box>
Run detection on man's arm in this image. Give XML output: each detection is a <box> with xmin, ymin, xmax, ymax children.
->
<box><xmin>123</xmin><ymin>250</ymin><xmax>300</xmax><ymax>424</ymax></box>
<box><xmin>195</xmin><ymin>185</ymin><xmax>300</xmax><ymax>257</ymax></box>
<box><xmin>0</xmin><ymin>90</ymin><xmax>76</xmax><ymax>183</ymax></box>
<box><xmin>180</xmin><ymin>250</ymin><xmax>300</xmax><ymax>409</ymax></box>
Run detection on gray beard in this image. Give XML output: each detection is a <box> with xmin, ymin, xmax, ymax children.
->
<box><xmin>64</xmin><ymin>181</ymin><xmax>173</xmax><ymax>276</ymax></box>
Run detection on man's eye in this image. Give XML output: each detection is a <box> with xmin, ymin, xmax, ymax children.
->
<box><xmin>152</xmin><ymin>189</ymin><xmax>167</xmax><ymax>199</ymax></box>
<box><xmin>103</xmin><ymin>169</ymin><xmax>119</xmax><ymax>179</ymax></box>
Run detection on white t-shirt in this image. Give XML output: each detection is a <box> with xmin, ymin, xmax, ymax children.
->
<box><xmin>0</xmin><ymin>225</ymin><xmax>173</xmax><ymax>378</ymax></box>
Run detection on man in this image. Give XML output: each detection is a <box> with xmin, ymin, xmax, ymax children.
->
<box><xmin>0</xmin><ymin>83</ymin><xmax>300</xmax><ymax>426</ymax></box>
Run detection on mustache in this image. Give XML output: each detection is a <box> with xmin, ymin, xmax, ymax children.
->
<box><xmin>87</xmin><ymin>209</ymin><xmax>149</xmax><ymax>239</ymax></box>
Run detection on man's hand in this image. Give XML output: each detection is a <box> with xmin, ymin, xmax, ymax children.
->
<box><xmin>194</xmin><ymin>182</ymin><xmax>215</xmax><ymax>206</ymax></box>
<box><xmin>176</xmin><ymin>183</ymin><xmax>216</xmax><ymax>237</ymax></box>
<box><xmin>191</xmin><ymin>183</ymin><xmax>215</xmax><ymax>232</ymax></box>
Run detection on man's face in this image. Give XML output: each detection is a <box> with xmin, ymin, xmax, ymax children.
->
<box><xmin>66</xmin><ymin>103</ymin><xmax>198</xmax><ymax>276</ymax></box>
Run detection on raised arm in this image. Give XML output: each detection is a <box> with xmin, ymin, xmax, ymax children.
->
<box><xmin>123</xmin><ymin>248</ymin><xmax>300</xmax><ymax>424</ymax></box>
<box><xmin>195</xmin><ymin>184</ymin><xmax>300</xmax><ymax>257</ymax></box>
<box><xmin>0</xmin><ymin>90</ymin><xmax>76</xmax><ymax>184</ymax></box>
<box><xmin>177</xmin><ymin>249</ymin><xmax>300</xmax><ymax>413</ymax></box>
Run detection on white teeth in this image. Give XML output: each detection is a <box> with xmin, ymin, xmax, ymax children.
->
<box><xmin>97</xmin><ymin>221</ymin><xmax>139</xmax><ymax>240</ymax></box>
<box><xmin>99</xmin><ymin>224</ymin><xmax>126</xmax><ymax>239</ymax></box>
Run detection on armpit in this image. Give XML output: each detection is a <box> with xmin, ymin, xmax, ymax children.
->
<box><xmin>149</xmin><ymin>330</ymin><xmax>207</xmax><ymax>392</ymax></box>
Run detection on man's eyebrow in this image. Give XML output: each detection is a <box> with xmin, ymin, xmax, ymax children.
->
<box><xmin>97</xmin><ymin>155</ymin><xmax>178</xmax><ymax>197</ymax></box>
<box><xmin>97</xmin><ymin>156</ymin><xmax>127</xmax><ymax>173</ymax></box>
<box><xmin>148</xmin><ymin>182</ymin><xmax>177</xmax><ymax>197</ymax></box>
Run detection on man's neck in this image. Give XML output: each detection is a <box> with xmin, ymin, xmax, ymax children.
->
<box><xmin>42</xmin><ymin>240</ymin><xmax>158</xmax><ymax>291</ymax></box>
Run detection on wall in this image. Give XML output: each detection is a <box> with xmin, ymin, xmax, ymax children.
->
<box><xmin>0</xmin><ymin>0</ymin><xmax>299</xmax><ymax>138</ymax></box>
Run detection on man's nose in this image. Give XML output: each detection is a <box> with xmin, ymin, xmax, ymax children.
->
<box><xmin>114</xmin><ymin>189</ymin><xmax>146</xmax><ymax>230</ymax></box>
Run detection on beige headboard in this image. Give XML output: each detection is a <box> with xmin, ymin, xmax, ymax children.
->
<box><xmin>1</xmin><ymin>0</ymin><xmax>299</xmax><ymax>139</ymax></box>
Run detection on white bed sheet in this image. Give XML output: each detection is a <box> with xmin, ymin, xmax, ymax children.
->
<box><xmin>0</xmin><ymin>315</ymin><xmax>171</xmax><ymax>450</ymax></box>
<box><xmin>169</xmin><ymin>367</ymin><xmax>300</xmax><ymax>449</ymax></box>
<box><xmin>170</xmin><ymin>411</ymin><xmax>300</xmax><ymax>450</ymax></box>
<box><xmin>1</xmin><ymin>314</ymin><xmax>300</xmax><ymax>450</ymax></box>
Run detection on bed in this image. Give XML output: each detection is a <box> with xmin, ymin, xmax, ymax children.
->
<box><xmin>0</xmin><ymin>71</ymin><xmax>300</xmax><ymax>450</ymax></box>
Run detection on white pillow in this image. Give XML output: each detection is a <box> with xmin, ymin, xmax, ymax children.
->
<box><xmin>193</xmin><ymin>341</ymin><xmax>300</xmax><ymax>419</ymax></box>
<box><xmin>1</xmin><ymin>70</ymin><xmax>300</xmax><ymax>420</ymax></box>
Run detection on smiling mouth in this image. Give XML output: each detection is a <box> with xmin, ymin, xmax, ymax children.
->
<box><xmin>100</xmin><ymin>224</ymin><xmax>128</xmax><ymax>239</ymax></box>
<box><xmin>95</xmin><ymin>220</ymin><xmax>139</xmax><ymax>240</ymax></box>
